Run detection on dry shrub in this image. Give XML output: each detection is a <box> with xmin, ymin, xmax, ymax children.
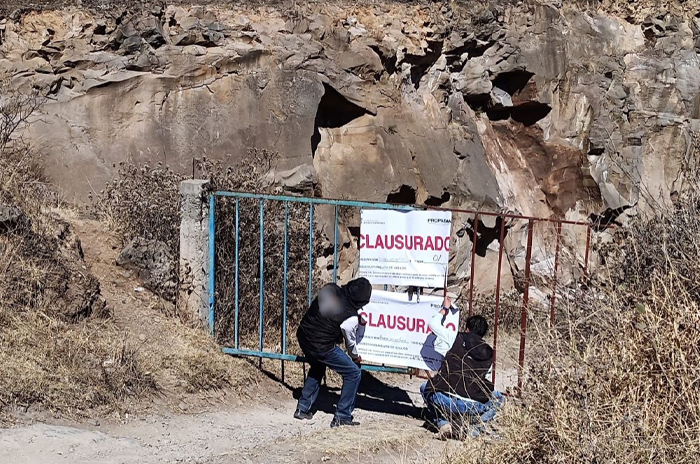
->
<box><xmin>0</xmin><ymin>82</ymin><xmax>53</xmax><ymax>209</ymax></box>
<box><xmin>451</xmin><ymin>188</ymin><xmax>700</xmax><ymax>463</ymax></box>
<box><xmin>159</xmin><ymin>325</ymin><xmax>238</xmax><ymax>393</ymax></box>
<box><xmin>465</xmin><ymin>289</ymin><xmax>528</xmax><ymax>332</ymax></box>
<box><xmin>92</xmin><ymin>162</ymin><xmax>183</xmax><ymax>251</ymax></box>
<box><xmin>458</xmin><ymin>286</ymin><xmax>550</xmax><ymax>334</ymax></box>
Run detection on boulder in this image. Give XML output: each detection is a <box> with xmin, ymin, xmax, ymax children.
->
<box><xmin>452</xmin><ymin>60</ymin><xmax>492</xmax><ymax>96</ymax></box>
<box><xmin>266</xmin><ymin>164</ymin><xmax>317</xmax><ymax>193</ymax></box>
<box><xmin>0</xmin><ymin>204</ymin><xmax>28</xmax><ymax>233</ymax></box>
<box><xmin>117</xmin><ymin>237</ymin><xmax>177</xmax><ymax>301</ymax></box>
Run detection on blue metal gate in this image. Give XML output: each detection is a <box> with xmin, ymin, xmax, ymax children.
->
<box><xmin>208</xmin><ymin>191</ymin><xmax>417</xmax><ymax>374</ymax></box>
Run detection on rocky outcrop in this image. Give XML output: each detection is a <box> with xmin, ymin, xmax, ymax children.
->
<box><xmin>117</xmin><ymin>237</ymin><xmax>177</xmax><ymax>301</ymax></box>
<box><xmin>0</xmin><ymin>204</ymin><xmax>106</xmax><ymax>320</ymax></box>
<box><xmin>0</xmin><ymin>204</ymin><xmax>28</xmax><ymax>233</ymax></box>
<box><xmin>1</xmin><ymin>2</ymin><xmax>698</xmax><ymax>294</ymax></box>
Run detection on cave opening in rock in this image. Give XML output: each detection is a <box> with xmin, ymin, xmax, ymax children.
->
<box><xmin>403</xmin><ymin>40</ymin><xmax>444</xmax><ymax>89</ymax></box>
<box><xmin>311</xmin><ymin>83</ymin><xmax>370</xmax><ymax>157</ymax></box>
<box><xmin>588</xmin><ymin>145</ymin><xmax>605</xmax><ymax>156</ymax></box>
<box><xmin>492</xmin><ymin>70</ymin><xmax>535</xmax><ymax>96</ymax></box>
<box><xmin>425</xmin><ymin>191</ymin><xmax>451</xmax><ymax>206</ymax></box>
<box><xmin>464</xmin><ymin>94</ymin><xmax>491</xmax><ymax>113</ymax></box>
<box><xmin>510</xmin><ymin>102</ymin><xmax>552</xmax><ymax>126</ymax></box>
<box><xmin>386</xmin><ymin>185</ymin><xmax>417</xmax><ymax>204</ymax></box>
<box><xmin>485</xmin><ymin>107</ymin><xmax>511</xmax><ymax>122</ymax></box>
<box><xmin>369</xmin><ymin>45</ymin><xmax>397</xmax><ymax>75</ymax></box>
<box><xmin>445</xmin><ymin>39</ymin><xmax>494</xmax><ymax>73</ymax></box>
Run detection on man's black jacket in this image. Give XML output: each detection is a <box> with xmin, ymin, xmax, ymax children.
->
<box><xmin>424</xmin><ymin>332</ymin><xmax>495</xmax><ymax>403</ymax></box>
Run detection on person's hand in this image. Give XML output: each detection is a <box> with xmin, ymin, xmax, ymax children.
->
<box><xmin>353</xmin><ymin>356</ymin><xmax>362</xmax><ymax>365</ymax></box>
<box><xmin>441</xmin><ymin>296</ymin><xmax>452</xmax><ymax>314</ymax></box>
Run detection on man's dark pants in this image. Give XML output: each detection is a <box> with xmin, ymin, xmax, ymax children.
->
<box><xmin>297</xmin><ymin>346</ymin><xmax>361</xmax><ymax>421</ymax></box>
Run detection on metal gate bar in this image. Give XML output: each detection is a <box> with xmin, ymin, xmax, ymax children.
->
<box><xmin>208</xmin><ymin>194</ymin><xmax>216</xmax><ymax>335</ymax></box>
<box><xmin>209</xmin><ymin>190</ymin><xmax>594</xmax><ymax>385</ymax></box>
<box><xmin>491</xmin><ymin>217</ymin><xmax>507</xmax><ymax>385</ymax></box>
<box><xmin>550</xmin><ymin>222</ymin><xmax>563</xmax><ymax>326</ymax></box>
<box><xmin>259</xmin><ymin>200</ymin><xmax>265</xmax><ymax>353</ymax></box>
<box><xmin>517</xmin><ymin>219</ymin><xmax>535</xmax><ymax>393</ymax></box>
<box><xmin>234</xmin><ymin>198</ymin><xmax>240</xmax><ymax>349</ymax></box>
<box><xmin>333</xmin><ymin>205</ymin><xmax>339</xmax><ymax>283</ymax></box>
<box><xmin>282</xmin><ymin>202</ymin><xmax>289</xmax><ymax>356</ymax></box>
<box><xmin>468</xmin><ymin>213</ymin><xmax>479</xmax><ymax>317</ymax></box>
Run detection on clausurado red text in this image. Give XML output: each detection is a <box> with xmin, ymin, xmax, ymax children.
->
<box><xmin>358</xmin><ymin>311</ymin><xmax>457</xmax><ymax>333</ymax></box>
<box><xmin>359</xmin><ymin>234</ymin><xmax>450</xmax><ymax>251</ymax></box>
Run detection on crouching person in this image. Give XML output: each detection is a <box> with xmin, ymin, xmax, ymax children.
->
<box><xmin>421</xmin><ymin>298</ymin><xmax>504</xmax><ymax>439</ymax></box>
<box><xmin>295</xmin><ymin>277</ymin><xmax>372</xmax><ymax>428</ymax></box>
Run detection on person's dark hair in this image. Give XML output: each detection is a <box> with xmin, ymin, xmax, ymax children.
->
<box><xmin>466</xmin><ymin>315</ymin><xmax>488</xmax><ymax>337</ymax></box>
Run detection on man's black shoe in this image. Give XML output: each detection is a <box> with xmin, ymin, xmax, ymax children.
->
<box><xmin>294</xmin><ymin>409</ymin><xmax>314</xmax><ymax>420</ymax></box>
<box><xmin>330</xmin><ymin>417</ymin><xmax>360</xmax><ymax>428</ymax></box>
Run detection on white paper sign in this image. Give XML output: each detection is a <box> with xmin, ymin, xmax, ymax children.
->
<box><xmin>359</xmin><ymin>209</ymin><xmax>452</xmax><ymax>287</ymax></box>
<box><xmin>356</xmin><ymin>290</ymin><xmax>460</xmax><ymax>371</ymax></box>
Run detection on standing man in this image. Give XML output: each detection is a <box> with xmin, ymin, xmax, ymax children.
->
<box><xmin>421</xmin><ymin>296</ymin><xmax>504</xmax><ymax>439</ymax></box>
<box><xmin>295</xmin><ymin>277</ymin><xmax>372</xmax><ymax>428</ymax></box>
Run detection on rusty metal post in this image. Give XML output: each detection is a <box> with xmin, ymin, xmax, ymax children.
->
<box><xmin>583</xmin><ymin>226</ymin><xmax>592</xmax><ymax>284</ymax></box>
<box><xmin>517</xmin><ymin>219</ymin><xmax>535</xmax><ymax>395</ymax></box>
<box><xmin>468</xmin><ymin>214</ymin><xmax>479</xmax><ymax>316</ymax></box>
<box><xmin>550</xmin><ymin>222</ymin><xmax>562</xmax><ymax>326</ymax></box>
<box><xmin>491</xmin><ymin>217</ymin><xmax>507</xmax><ymax>385</ymax></box>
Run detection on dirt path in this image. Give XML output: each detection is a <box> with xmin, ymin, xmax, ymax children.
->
<box><xmin>0</xmin><ymin>391</ymin><xmax>462</xmax><ymax>464</ymax></box>
<box><xmin>1</xmin><ymin>217</ymin><xmax>465</xmax><ymax>463</ymax></box>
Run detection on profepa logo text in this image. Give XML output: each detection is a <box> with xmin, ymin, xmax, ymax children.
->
<box><xmin>427</xmin><ymin>218</ymin><xmax>451</xmax><ymax>224</ymax></box>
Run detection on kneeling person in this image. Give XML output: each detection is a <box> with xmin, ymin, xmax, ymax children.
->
<box><xmin>295</xmin><ymin>277</ymin><xmax>371</xmax><ymax>428</ymax></box>
<box><xmin>422</xmin><ymin>300</ymin><xmax>504</xmax><ymax>438</ymax></box>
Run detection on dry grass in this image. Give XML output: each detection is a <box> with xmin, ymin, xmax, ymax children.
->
<box><xmin>448</xmin><ymin>185</ymin><xmax>700</xmax><ymax>463</ymax></box>
<box><xmin>151</xmin><ymin>320</ymin><xmax>245</xmax><ymax>393</ymax></box>
<box><xmin>0</xmin><ymin>312</ymin><xmax>156</xmax><ymax>417</ymax></box>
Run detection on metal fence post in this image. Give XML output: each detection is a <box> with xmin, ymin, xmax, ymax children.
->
<box><xmin>259</xmin><ymin>200</ymin><xmax>265</xmax><ymax>359</ymax></box>
<box><xmin>468</xmin><ymin>214</ymin><xmax>479</xmax><ymax>316</ymax></box>
<box><xmin>308</xmin><ymin>204</ymin><xmax>315</xmax><ymax>306</ymax></box>
<box><xmin>333</xmin><ymin>205</ymin><xmax>339</xmax><ymax>283</ymax></box>
<box><xmin>492</xmin><ymin>217</ymin><xmax>506</xmax><ymax>385</ymax></box>
<box><xmin>517</xmin><ymin>219</ymin><xmax>535</xmax><ymax>395</ymax></box>
<box><xmin>208</xmin><ymin>194</ymin><xmax>216</xmax><ymax>335</ymax></box>
<box><xmin>583</xmin><ymin>226</ymin><xmax>592</xmax><ymax>285</ymax></box>
<box><xmin>550</xmin><ymin>222</ymin><xmax>562</xmax><ymax>326</ymax></box>
<box><xmin>234</xmin><ymin>198</ymin><xmax>240</xmax><ymax>349</ymax></box>
<box><xmin>282</xmin><ymin>202</ymin><xmax>289</xmax><ymax>382</ymax></box>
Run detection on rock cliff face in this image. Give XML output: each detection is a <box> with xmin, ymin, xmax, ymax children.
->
<box><xmin>1</xmin><ymin>1</ymin><xmax>698</xmax><ymax>295</ymax></box>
